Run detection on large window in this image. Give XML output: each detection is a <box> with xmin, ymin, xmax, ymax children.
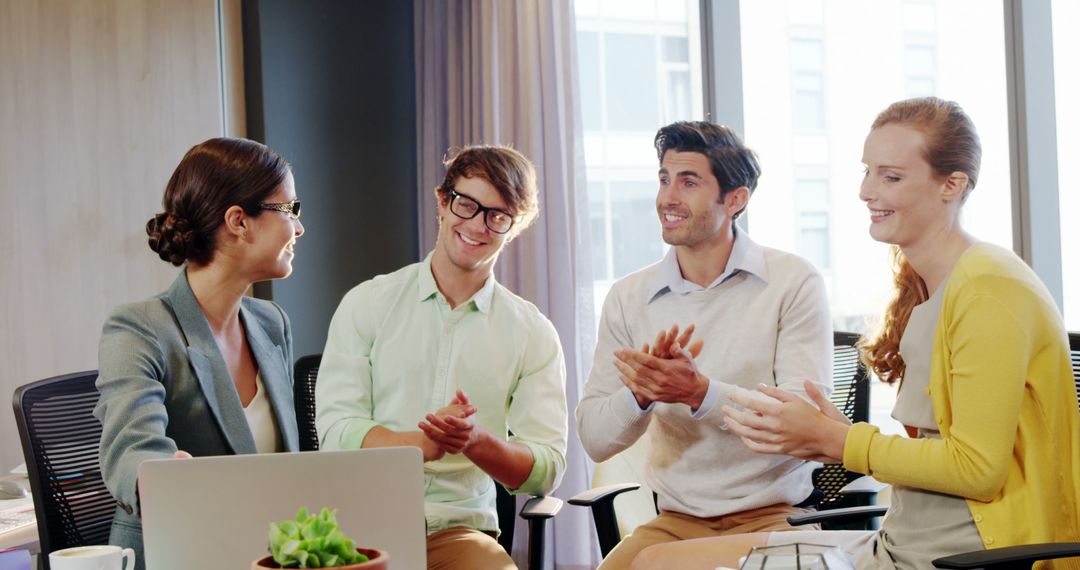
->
<box><xmin>576</xmin><ymin>0</ymin><xmax>1069</xmax><ymax>433</ymax></box>
<box><xmin>1054</xmin><ymin>0</ymin><xmax>1079</xmax><ymax>330</ymax></box>
<box><xmin>740</xmin><ymin>0</ymin><xmax>1010</xmax><ymax>433</ymax></box>
<box><xmin>575</xmin><ymin>0</ymin><xmax>704</xmax><ymax>311</ymax></box>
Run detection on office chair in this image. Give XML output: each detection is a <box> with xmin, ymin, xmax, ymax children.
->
<box><xmin>293</xmin><ymin>354</ymin><xmax>561</xmax><ymax>570</ymax></box>
<box><xmin>12</xmin><ymin>370</ymin><xmax>114</xmax><ymax>567</ymax></box>
<box><xmin>570</xmin><ymin>331</ymin><xmax>878</xmax><ymax>558</ymax></box>
<box><xmin>294</xmin><ymin>354</ymin><xmax>321</xmax><ymax>452</ymax></box>
<box><xmin>792</xmin><ymin>331</ymin><xmax>1080</xmax><ymax>569</ymax></box>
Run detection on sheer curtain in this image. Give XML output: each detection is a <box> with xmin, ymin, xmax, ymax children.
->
<box><xmin>415</xmin><ymin>0</ymin><xmax>598</xmax><ymax>567</ymax></box>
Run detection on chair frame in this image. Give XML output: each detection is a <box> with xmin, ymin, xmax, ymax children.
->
<box><xmin>12</xmin><ymin>370</ymin><xmax>112</xmax><ymax>565</ymax></box>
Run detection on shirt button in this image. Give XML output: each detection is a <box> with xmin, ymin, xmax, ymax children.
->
<box><xmin>924</xmin><ymin>387</ymin><xmax>931</xmax><ymax>394</ymax></box>
<box><xmin>985</xmin><ymin>536</ymin><xmax>994</xmax><ymax>545</ymax></box>
<box><xmin>973</xmin><ymin>514</ymin><xmax>983</xmax><ymax>523</ymax></box>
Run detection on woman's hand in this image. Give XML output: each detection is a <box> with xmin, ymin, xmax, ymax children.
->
<box><xmin>722</xmin><ymin>379</ymin><xmax>850</xmax><ymax>463</ymax></box>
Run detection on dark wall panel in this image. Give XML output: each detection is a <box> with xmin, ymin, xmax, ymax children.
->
<box><xmin>244</xmin><ymin>0</ymin><xmax>419</xmax><ymax>357</ymax></box>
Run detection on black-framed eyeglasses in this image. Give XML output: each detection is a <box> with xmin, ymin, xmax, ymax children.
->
<box><xmin>447</xmin><ymin>190</ymin><xmax>515</xmax><ymax>234</ymax></box>
<box><xmin>259</xmin><ymin>200</ymin><xmax>301</xmax><ymax>220</ymax></box>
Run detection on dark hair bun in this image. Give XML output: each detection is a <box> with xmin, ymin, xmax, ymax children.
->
<box><xmin>146</xmin><ymin>212</ymin><xmax>199</xmax><ymax>266</ymax></box>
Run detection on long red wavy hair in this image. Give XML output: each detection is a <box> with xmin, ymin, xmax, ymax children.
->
<box><xmin>860</xmin><ymin>97</ymin><xmax>981</xmax><ymax>384</ymax></box>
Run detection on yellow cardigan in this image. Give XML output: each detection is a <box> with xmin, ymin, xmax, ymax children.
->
<box><xmin>844</xmin><ymin>243</ymin><xmax>1080</xmax><ymax>569</ymax></box>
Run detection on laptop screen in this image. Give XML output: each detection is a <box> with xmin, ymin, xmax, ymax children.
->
<box><xmin>138</xmin><ymin>447</ymin><xmax>426</xmax><ymax>569</ymax></box>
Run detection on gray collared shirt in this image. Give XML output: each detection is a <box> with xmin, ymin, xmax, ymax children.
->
<box><xmin>645</xmin><ymin>225</ymin><xmax>769</xmax><ymax>304</ymax></box>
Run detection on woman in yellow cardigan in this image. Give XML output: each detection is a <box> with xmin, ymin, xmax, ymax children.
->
<box><xmin>629</xmin><ymin>97</ymin><xmax>1080</xmax><ymax>569</ymax></box>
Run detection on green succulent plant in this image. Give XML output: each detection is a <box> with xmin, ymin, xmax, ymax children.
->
<box><xmin>268</xmin><ymin>507</ymin><xmax>369</xmax><ymax>568</ymax></box>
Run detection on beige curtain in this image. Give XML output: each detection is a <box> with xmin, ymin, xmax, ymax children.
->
<box><xmin>415</xmin><ymin>0</ymin><xmax>598</xmax><ymax>567</ymax></box>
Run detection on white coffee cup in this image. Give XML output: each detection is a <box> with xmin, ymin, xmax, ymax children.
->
<box><xmin>49</xmin><ymin>545</ymin><xmax>136</xmax><ymax>570</ymax></box>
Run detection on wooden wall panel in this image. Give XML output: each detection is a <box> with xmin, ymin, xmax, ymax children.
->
<box><xmin>0</xmin><ymin>0</ymin><xmax>228</xmax><ymax>472</ymax></box>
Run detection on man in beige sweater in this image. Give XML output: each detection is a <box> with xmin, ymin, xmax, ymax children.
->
<box><xmin>576</xmin><ymin>121</ymin><xmax>833</xmax><ymax>569</ymax></box>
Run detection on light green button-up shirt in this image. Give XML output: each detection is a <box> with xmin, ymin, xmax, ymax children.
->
<box><xmin>316</xmin><ymin>254</ymin><xmax>568</xmax><ymax>535</ymax></box>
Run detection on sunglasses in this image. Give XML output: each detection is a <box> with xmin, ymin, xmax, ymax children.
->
<box><xmin>258</xmin><ymin>200</ymin><xmax>301</xmax><ymax>220</ymax></box>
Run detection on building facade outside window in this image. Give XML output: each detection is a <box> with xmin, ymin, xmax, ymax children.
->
<box><xmin>575</xmin><ymin>0</ymin><xmax>704</xmax><ymax>312</ymax></box>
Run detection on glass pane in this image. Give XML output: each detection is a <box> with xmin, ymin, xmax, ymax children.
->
<box><xmin>602</xmin><ymin>0</ymin><xmax>655</xmax><ymax>21</ymax></box>
<box><xmin>799</xmin><ymin>214</ymin><xmax>831</xmax><ymax>270</ymax></box>
<box><xmin>588</xmin><ymin>182</ymin><xmax>610</xmax><ymax>281</ymax></box>
<box><xmin>905</xmin><ymin>45</ymin><xmax>936</xmax><ymax>75</ymax></box>
<box><xmin>793</xmin><ymin>88</ymin><xmax>825</xmax><ymax>132</ymax></box>
<box><xmin>1054</xmin><ymin>0</ymin><xmax>1079</xmax><ymax>329</ymax></box>
<box><xmin>790</xmin><ymin>39</ymin><xmax>824</xmax><ymax>70</ymax></box>
<box><xmin>906</xmin><ymin>77</ymin><xmax>936</xmax><ymax>97</ymax></box>
<box><xmin>903</xmin><ymin>1</ymin><xmax>936</xmax><ymax>31</ymax></box>
<box><xmin>795</xmin><ymin>179</ymin><xmax>829</xmax><ymax>208</ymax></box>
<box><xmin>610</xmin><ymin>181</ymin><xmax>665</xmax><ymax>280</ymax></box>
<box><xmin>578</xmin><ymin>31</ymin><xmax>602</xmax><ymax>131</ymax></box>
<box><xmin>740</xmin><ymin>0</ymin><xmax>1010</xmax><ymax>433</ymax></box>
<box><xmin>665</xmin><ymin>70</ymin><xmax>692</xmax><ymax>124</ymax></box>
<box><xmin>662</xmin><ymin>36</ymin><xmax>689</xmax><ymax>63</ymax></box>
<box><xmin>605</xmin><ymin>33</ymin><xmax>659</xmax><ymax>131</ymax></box>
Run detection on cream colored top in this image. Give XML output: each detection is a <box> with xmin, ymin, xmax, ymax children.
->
<box><xmin>876</xmin><ymin>278</ymin><xmax>984</xmax><ymax>568</ymax></box>
<box><xmin>243</xmin><ymin>372</ymin><xmax>282</xmax><ymax>453</ymax></box>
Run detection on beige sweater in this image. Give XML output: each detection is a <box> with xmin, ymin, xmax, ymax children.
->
<box><xmin>577</xmin><ymin>233</ymin><xmax>832</xmax><ymax>518</ymax></box>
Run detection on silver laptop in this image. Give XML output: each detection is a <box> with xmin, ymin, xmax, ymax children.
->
<box><xmin>139</xmin><ymin>448</ymin><xmax>426</xmax><ymax>569</ymax></box>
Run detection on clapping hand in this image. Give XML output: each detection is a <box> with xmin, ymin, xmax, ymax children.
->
<box><xmin>418</xmin><ymin>389</ymin><xmax>481</xmax><ymax>455</ymax></box>
<box><xmin>643</xmin><ymin>323</ymin><xmax>704</xmax><ymax>360</ymax></box>
<box><xmin>614</xmin><ymin>323</ymin><xmax>708</xmax><ymax>410</ymax></box>
<box><xmin>722</xmin><ymin>379</ymin><xmax>851</xmax><ymax>463</ymax></box>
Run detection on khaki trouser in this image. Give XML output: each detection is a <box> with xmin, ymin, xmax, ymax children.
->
<box><xmin>598</xmin><ymin>503</ymin><xmax>817</xmax><ymax>570</ymax></box>
<box><xmin>426</xmin><ymin>527</ymin><xmax>517</xmax><ymax>570</ymax></box>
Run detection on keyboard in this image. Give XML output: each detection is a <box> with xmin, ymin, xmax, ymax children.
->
<box><xmin>0</xmin><ymin>508</ymin><xmax>35</xmax><ymax>534</ymax></box>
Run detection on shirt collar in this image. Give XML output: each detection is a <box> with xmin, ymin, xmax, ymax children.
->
<box><xmin>645</xmin><ymin>224</ymin><xmax>768</xmax><ymax>303</ymax></box>
<box><xmin>417</xmin><ymin>252</ymin><xmax>496</xmax><ymax>314</ymax></box>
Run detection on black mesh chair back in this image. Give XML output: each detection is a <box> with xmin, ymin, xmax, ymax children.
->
<box><xmin>293</xmin><ymin>354</ymin><xmax>322</xmax><ymax>452</ymax></box>
<box><xmin>12</xmin><ymin>371</ymin><xmax>114</xmax><ymax>562</ymax></box>
<box><xmin>1070</xmin><ymin>332</ymin><xmax>1080</xmax><ymax>410</ymax></box>
<box><xmin>291</xmin><ymin>353</ymin><xmax>522</xmax><ymax>555</ymax></box>
<box><xmin>808</xmin><ymin>332</ymin><xmax>872</xmax><ymax>514</ymax></box>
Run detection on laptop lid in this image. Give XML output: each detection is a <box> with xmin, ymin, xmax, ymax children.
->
<box><xmin>139</xmin><ymin>448</ymin><xmax>426</xmax><ymax>569</ymax></box>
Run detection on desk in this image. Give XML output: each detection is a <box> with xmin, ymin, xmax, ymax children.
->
<box><xmin>0</xmin><ymin>475</ymin><xmax>38</xmax><ymax>555</ymax></box>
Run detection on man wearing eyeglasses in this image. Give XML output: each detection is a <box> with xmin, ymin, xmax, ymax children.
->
<box><xmin>316</xmin><ymin>145</ymin><xmax>568</xmax><ymax>569</ymax></box>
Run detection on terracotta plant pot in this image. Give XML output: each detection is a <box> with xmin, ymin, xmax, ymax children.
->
<box><xmin>251</xmin><ymin>548</ymin><xmax>388</xmax><ymax>570</ymax></box>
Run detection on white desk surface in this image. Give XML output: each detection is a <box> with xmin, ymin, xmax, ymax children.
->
<box><xmin>0</xmin><ymin>474</ymin><xmax>39</xmax><ymax>554</ymax></box>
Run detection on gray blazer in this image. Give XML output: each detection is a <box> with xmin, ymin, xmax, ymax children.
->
<box><xmin>94</xmin><ymin>271</ymin><xmax>299</xmax><ymax>567</ymax></box>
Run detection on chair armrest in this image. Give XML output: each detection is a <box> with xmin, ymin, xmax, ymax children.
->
<box><xmin>932</xmin><ymin>542</ymin><xmax>1080</xmax><ymax>569</ymax></box>
<box><xmin>568</xmin><ymin>483</ymin><xmax>642</xmax><ymax>558</ymax></box>
<box><xmin>519</xmin><ymin>495</ymin><xmax>563</xmax><ymax>520</ymax></box>
<box><xmin>787</xmin><ymin>505</ymin><xmax>888</xmax><ymax>526</ymax></box>
<box><xmin>518</xmin><ymin>496</ymin><xmax>564</xmax><ymax>570</ymax></box>
<box><xmin>567</xmin><ymin>483</ymin><xmax>641</xmax><ymax>506</ymax></box>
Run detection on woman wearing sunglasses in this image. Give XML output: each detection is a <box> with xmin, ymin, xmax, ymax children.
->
<box><xmin>94</xmin><ymin>137</ymin><xmax>305</xmax><ymax>569</ymax></box>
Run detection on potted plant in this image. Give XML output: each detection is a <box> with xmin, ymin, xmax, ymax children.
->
<box><xmin>252</xmin><ymin>507</ymin><xmax>388</xmax><ymax>569</ymax></box>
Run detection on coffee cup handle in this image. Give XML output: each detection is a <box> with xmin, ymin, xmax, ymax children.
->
<box><xmin>121</xmin><ymin>548</ymin><xmax>136</xmax><ymax>570</ymax></box>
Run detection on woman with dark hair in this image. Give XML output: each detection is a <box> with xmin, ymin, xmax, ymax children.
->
<box><xmin>627</xmin><ymin>98</ymin><xmax>1080</xmax><ymax>569</ymax></box>
<box><xmin>94</xmin><ymin>137</ymin><xmax>304</xmax><ymax>568</ymax></box>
